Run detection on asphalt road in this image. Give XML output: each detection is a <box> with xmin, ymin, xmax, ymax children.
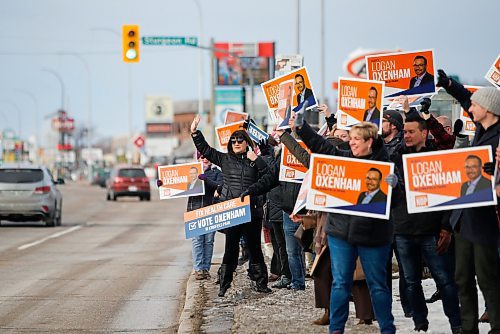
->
<box><xmin>0</xmin><ymin>181</ymin><xmax>192</xmax><ymax>333</ymax></box>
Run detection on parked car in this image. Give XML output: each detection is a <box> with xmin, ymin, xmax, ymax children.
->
<box><xmin>0</xmin><ymin>164</ymin><xmax>64</xmax><ymax>227</ymax></box>
<box><xmin>106</xmin><ymin>166</ymin><xmax>150</xmax><ymax>201</ymax></box>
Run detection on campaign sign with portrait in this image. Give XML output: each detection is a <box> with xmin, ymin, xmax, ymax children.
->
<box><xmin>402</xmin><ymin>146</ymin><xmax>496</xmax><ymax>214</ymax></box>
<box><xmin>337</xmin><ymin>77</ymin><xmax>385</xmax><ymax>133</ymax></box>
<box><xmin>306</xmin><ymin>154</ymin><xmax>394</xmax><ymax>220</ymax></box>
<box><xmin>292</xmin><ymin>170</ymin><xmax>311</xmax><ymax>215</ymax></box>
<box><xmin>184</xmin><ymin>197</ymin><xmax>251</xmax><ymax>239</ymax></box>
<box><xmin>247</xmin><ymin>121</ymin><xmax>269</xmax><ymax>144</ymax></box>
<box><xmin>366</xmin><ymin>49</ymin><xmax>436</xmax><ymax>100</ymax></box>
<box><xmin>158</xmin><ymin>162</ymin><xmax>205</xmax><ymax>200</ymax></box>
<box><xmin>215</xmin><ymin>121</ymin><xmax>246</xmax><ymax>152</ymax></box>
<box><xmin>484</xmin><ymin>55</ymin><xmax>500</xmax><ymax>88</ymax></box>
<box><xmin>459</xmin><ymin>86</ymin><xmax>482</xmax><ymax>136</ymax></box>
<box><xmin>225</xmin><ymin>110</ymin><xmax>248</xmax><ymax>125</ymax></box>
<box><xmin>261</xmin><ymin>67</ymin><xmax>318</xmax><ymax>126</ymax></box>
<box><xmin>279</xmin><ymin>140</ymin><xmax>310</xmax><ymax>183</ymax></box>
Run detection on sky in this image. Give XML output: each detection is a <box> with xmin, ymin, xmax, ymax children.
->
<box><xmin>0</xmin><ymin>0</ymin><xmax>498</xmax><ymax>146</ymax></box>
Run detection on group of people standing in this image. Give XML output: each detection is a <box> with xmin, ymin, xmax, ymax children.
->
<box><xmin>172</xmin><ymin>69</ymin><xmax>499</xmax><ymax>334</ymax></box>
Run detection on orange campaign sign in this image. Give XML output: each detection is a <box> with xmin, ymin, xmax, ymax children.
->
<box><xmin>337</xmin><ymin>77</ymin><xmax>385</xmax><ymax>132</ymax></box>
<box><xmin>366</xmin><ymin>49</ymin><xmax>436</xmax><ymax>100</ymax></box>
<box><xmin>292</xmin><ymin>170</ymin><xmax>311</xmax><ymax>215</ymax></box>
<box><xmin>279</xmin><ymin>140</ymin><xmax>311</xmax><ymax>183</ymax></box>
<box><xmin>459</xmin><ymin>86</ymin><xmax>481</xmax><ymax>136</ymax></box>
<box><xmin>402</xmin><ymin>146</ymin><xmax>496</xmax><ymax>214</ymax></box>
<box><xmin>215</xmin><ymin>121</ymin><xmax>245</xmax><ymax>152</ymax></box>
<box><xmin>261</xmin><ymin>67</ymin><xmax>318</xmax><ymax>128</ymax></box>
<box><xmin>484</xmin><ymin>55</ymin><xmax>500</xmax><ymax>88</ymax></box>
<box><xmin>224</xmin><ymin>110</ymin><xmax>248</xmax><ymax>125</ymax></box>
<box><xmin>158</xmin><ymin>162</ymin><xmax>205</xmax><ymax>200</ymax></box>
<box><xmin>306</xmin><ymin>154</ymin><xmax>394</xmax><ymax>219</ymax></box>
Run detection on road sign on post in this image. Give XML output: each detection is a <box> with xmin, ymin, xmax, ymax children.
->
<box><xmin>134</xmin><ymin>135</ymin><xmax>145</xmax><ymax>148</ymax></box>
<box><xmin>142</xmin><ymin>36</ymin><xmax>198</xmax><ymax>46</ymax></box>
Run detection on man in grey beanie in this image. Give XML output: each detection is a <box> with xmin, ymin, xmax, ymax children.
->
<box><xmin>438</xmin><ymin>70</ymin><xmax>500</xmax><ymax>334</ymax></box>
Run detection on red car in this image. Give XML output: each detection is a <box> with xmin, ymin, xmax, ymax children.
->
<box><xmin>106</xmin><ymin>166</ymin><xmax>151</xmax><ymax>201</ymax></box>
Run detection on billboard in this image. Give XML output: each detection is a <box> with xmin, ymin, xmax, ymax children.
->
<box><xmin>214</xmin><ymin>86</ymin><xmax>245</xmax><ymax>128</ymax></box>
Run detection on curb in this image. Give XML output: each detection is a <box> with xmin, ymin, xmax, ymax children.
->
<box><xmin>177</xmin><ymin>272</ymin><xmax>197</xmax><ymax>334</ymax></box>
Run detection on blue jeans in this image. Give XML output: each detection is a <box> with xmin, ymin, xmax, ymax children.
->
<box><xmin>282</xmin><ymin>212</ymin><xmax>305</xmax><ymax>289</ymax></box>
<box><xmin>192</xmin><ymin>232</ymin><xmax>215</xmax><ymax>271</ymax></box>
<box><xmin>328</xmin><ymin>235</ymin><xmax>395</xmax><ymax>334</ymax></box>
<box><xmin>395</xmin><ymin>235</ymin><xmax>461</xmax><ymax>329</ymax></box>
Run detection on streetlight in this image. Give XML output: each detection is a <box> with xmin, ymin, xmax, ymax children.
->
<box><xmin>41</xmin><ymin>68</ymin><xmax>65</xmax><ymax>110</ymax></box>
<box><xmin>57</xmin><ymin>52</ymin><xmax>93</xmax><ymax>148</ymax></box>
<box><xmin>194</xmin><ymin>0</ymin><xmax>204</xmax><ymax>118</ymax></box>
<box><xmin>14</xmin><ymin>89</ymin><xmax>40</xmax><ymax>147</ymax></box>
<box><xmin>0</xmin><ymin>100</ymin><xmax>22</xmax><ymax>138</ymax></box>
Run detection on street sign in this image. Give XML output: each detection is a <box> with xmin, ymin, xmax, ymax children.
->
<box><xmin>134</xmin><ymin>135</ymin><xmax>145</xmax><ymax>148</ymax></box>
<box><xmin>142</xmin><ymin>36</ymin><xmax>198</xmax><ymax>46</ymax></box>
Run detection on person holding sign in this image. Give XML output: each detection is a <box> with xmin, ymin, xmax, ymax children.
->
<box><xmin>190</xmin><ymin>115</ymin><xmax>272</xmax><ymax>297</ymax></box>
<box><xmin>438</xmin><ymin>74</ymin><xmax>500</xmax><ymax>333</ymax></box>
<box><xmin>290</xmin><ymin>119</ymin><xmax>399</xmax><ymax>334</ymax></box>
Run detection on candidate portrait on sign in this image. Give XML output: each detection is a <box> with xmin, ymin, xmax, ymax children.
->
<box><xmin>180</xmin><ymin>166</ymin><xmax>204</xmax><ymax>196</ymax></box>
<box><xmin>293</xmin><ymin>73</ymin><xmax>315</xmax><ymax>112</ymax></box>
<box><xmin>409</xmin><ymin>55</ymin><xmax>435</xmax><ymax>89</ymax></box>
<box><xmin>357</xmin><ymin>168</ymin><xmax>387</xmax><ymax>204</ymax></box>
<box><xmin>460</xmin><ymin>155</ymin><xmax>492</xmax><ymax>196</ymax></box>
<box><xmin>363</xmin><ymin>86</ymin><xmax>381</xmax><ymax>126</ymax></box>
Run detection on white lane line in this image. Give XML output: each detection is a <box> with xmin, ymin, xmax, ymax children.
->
<box><xmin>17</xmin><ymin>225</ymin><xmax>83</xmax><ymax>251</ymax></box>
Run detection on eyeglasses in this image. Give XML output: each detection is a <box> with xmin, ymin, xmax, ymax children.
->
<box><xmin>230</xmin><ymin>137</ymin><xmax>245</xmax><ymax>144</ymax></box>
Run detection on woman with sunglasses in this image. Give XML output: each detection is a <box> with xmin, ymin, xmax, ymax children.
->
<box><xmin>190</xmin><ymin>115</ymin><xmax>272</xmax><ymax>297</ymax></box>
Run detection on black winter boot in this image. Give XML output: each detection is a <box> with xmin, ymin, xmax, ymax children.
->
<box><xmin>218</xmin><ymin>264</ymin><xmax>234</xmax><ymax>297</ymax></box>
<box><xmin>249</xmin><ymin>263</ymin><xmax>272</xmax><ymax>293</ymax></box>
<box><xmin>238</xmin><ymin>245</ymin><xmax>249</xmax><ymax>266</ymax></box>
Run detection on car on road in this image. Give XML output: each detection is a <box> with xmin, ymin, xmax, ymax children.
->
<box><xmin>0</xmin><ymin>164</ymin><xmax>64</xmax><ymax>227</ymax></box>
<box><xmin>106</xmin><ymin>166</ymin><xmax>151</xmax><ymax>201</ymax></box>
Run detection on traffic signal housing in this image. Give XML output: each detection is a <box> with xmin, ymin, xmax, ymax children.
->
<box><xmin>122</xmin><ymin>25</ymin><xmax>140</xmax><ymax>62</ymax></box>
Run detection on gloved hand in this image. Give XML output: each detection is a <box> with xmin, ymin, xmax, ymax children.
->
<box><xmin>385</xmin><ymin>174</ymin><xmax>398</xmax><ymax>188</ymax></box>
<box><xmin>436</xmin><ymin>69</ymin><xmax>451</xmax><ymax>88</ymax></box>
<box><xmin>420</xmin><ymin>98</ymin><xmax>431</xmax><ymax>114</ymax></box>
<box><xmin>198</xmin><ymin>174</ymin><xmax>206</xmax><ymax>181</ymax></box>
<box><xmin>257</xmin><ymin>139</ymin><xmax>271</xmax><ymax>156</ymax></box>
<box><xmin>243</xmin><ymin>117</ymin><xmax>255</xmax><ymax>130</ymax></box>
<box><xmin>452</xmin><ymin>119</ymin><xmax>467</xmax><ymax>138</ymax></box>
<box><xmin>156</xmin><ymin>179</ymin><xmax>163</xmax><ymax>187</ymax></box>
<box><xmin>240</xmin><ymin>190</ymin><xmax>250</xmax><ymax>202</ymax></box>
<box><xmin>436</xmin><ymin>229</ymin><xmax>452</xmax><ymax>254</ymax></box>
<box><xmin>483</xmin><ymin>162</ymin><xmax>495</xmax><ymax>176</ymax></box>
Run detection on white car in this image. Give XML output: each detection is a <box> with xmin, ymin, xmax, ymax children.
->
<box><xmin>0</xmin><ymin>164</ymin><xmax>63</xmax><ymax>227</ymax></box>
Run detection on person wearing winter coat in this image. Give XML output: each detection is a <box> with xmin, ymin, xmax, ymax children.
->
<box><xmin>190</xmin><ymin>115</ymin><xmax>272</xmax><ymax>297</ymax></box>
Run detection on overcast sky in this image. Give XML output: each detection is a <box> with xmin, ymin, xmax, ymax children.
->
<box><xmin>0</xmin><ymin>0</ymin><xmax>498</xmax><ymax>145</ymax></box>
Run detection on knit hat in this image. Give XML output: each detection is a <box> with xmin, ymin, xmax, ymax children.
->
<box><xmin>471</xmin><ymin>87</ymin><xmax>500</xmax><ymax>116</ymax></box>
<box><xmin>383</xmin><ymin>109</ymin><xmax>404</xmax><ymax>130</ymax></box>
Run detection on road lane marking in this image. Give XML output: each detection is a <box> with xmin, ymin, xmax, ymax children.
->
<box><xmin>17</xmin><ymin>225</ymin><xmax>83</xmax><ymax>250</ymax></box>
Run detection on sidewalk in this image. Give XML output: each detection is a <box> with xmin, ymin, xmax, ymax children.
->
<box><xmin>178</xmin><ymin>236</ymin><xmax>490</xmax><ymax>334</ymax></box>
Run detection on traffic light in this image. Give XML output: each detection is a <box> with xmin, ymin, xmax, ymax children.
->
<box><xmin>122</xmin><ymin>25</ymin><xmax>140</xmax><ymax>63</ymax></box>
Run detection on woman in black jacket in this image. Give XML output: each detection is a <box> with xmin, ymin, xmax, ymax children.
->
<box><xmin>190</xmin><ymin>115</ymin><xmax>272</xmax><ymax>297</ymax></box>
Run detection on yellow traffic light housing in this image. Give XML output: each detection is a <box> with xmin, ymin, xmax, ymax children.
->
<box><xmin>122</xmin><ymin>25</ymin><xmax>140</xmax><ymax>62</ymax></box>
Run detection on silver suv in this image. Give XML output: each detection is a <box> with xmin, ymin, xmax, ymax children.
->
<box><xmin>0</xmin><ymin>164</ymin><xmax>63</xmax><ymax>227</ymax></box>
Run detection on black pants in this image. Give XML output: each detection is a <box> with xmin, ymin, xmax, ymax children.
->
<box><xmin>271</xmin><ymin>220</ymin><xmax>291</xmax><ymax>279</ymax></box>
<box><xmin>222</xmin><ymin>213</ymin><xmax>265</xmax><ymax>268</ymax></box>
<box><xmin>455</xmin><ymin>233</ymin><xmax>500</xmax><ymax>333</ymax></box>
